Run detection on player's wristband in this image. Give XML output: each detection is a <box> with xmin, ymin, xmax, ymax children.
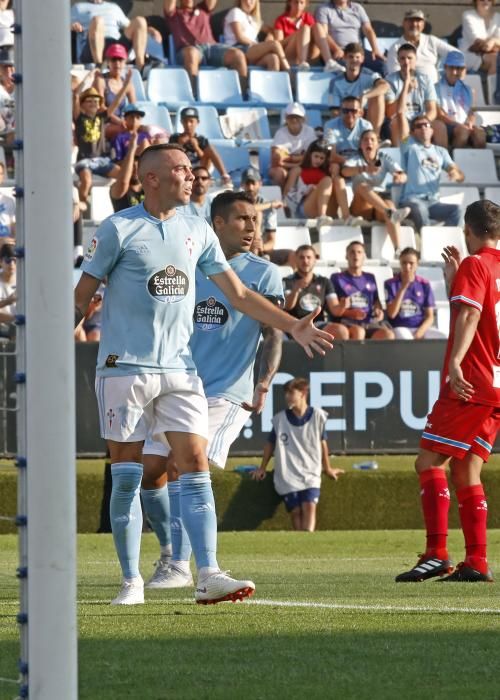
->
<box><xmin>74</xmin><ymin>306</ymin><xmax>84</xmax><ymax>328</ymax></box>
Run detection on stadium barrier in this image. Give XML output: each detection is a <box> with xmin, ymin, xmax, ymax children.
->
<box><xmin>1</xmin><ymin>463</ymin><xmax>499</xmax><ymax>533</ymax></box>
<box><xmin>1</xmin><ymin>339</ymin><xmax>498</xmax><ymax>456</ymax></box>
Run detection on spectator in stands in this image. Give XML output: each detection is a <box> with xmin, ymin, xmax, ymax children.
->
<box><xmin>283</xmin><ymin>140</ymin><xmax>334</xmax><ymax>225</ymax></box>
<box><xmin>272</xmin><ymin>0</ymin><xmax>325</xmax><ymax>70</ymax></box>
<box><xmin>340</xmin><ymin>129</ymin><xmax>410</xmax><ymax>255</ymax></box>
<box><xmin>253</xmin><ymin>376</ymin><xmax>344</xmax><ymax>532</ymax></box>
<box><xmin>0</xmin><ymin>1</ymin><xmax>14</xmax><ymax>48</ymax></box>
<box><xmin>70</xmin><ymin>0</ymin><xmax>149</xmax><ymax>71</ymax></box>
<box><xmin>93</xmin><ymin>43</ymin><xmax>136</xmax><ymax>141</ymax></box>
<box><xmin>111</xmin><ymin>104</ymin><xmax>151</xmax><ymax>162</ymax></box>
<box><xmin>459</xmin><ymin>0</ymin><xmax>500</xmax><ymax>103</ymax></box>
<box><xmin>0</xmin><ymin>161</ymin><xmax>14</xmax><ymax>240</ymax></box>
<box><xmin>178</xmin><ymin>165</ymin><xmax>213</xmax><ymax>222</ymax></box>
<box><xmin>239</xmin><ymin>166</ymin><xmax>293</xmax><ymax>266</ymax></box>
<box><xmin>223</xmin><ymin>0</ymin><xmax>292</xmax><ymax>71</ymax></box>
<box><xmin>385</xmin><ymin>9</ymin><xmax>455</xmax><ymax>83</ymax></box>
<box><xmin>435</xmin><ymin>50</ymin><xmax>487</xmax><ymax>148</ymax></box>
<box><xmin>110</xmin><ymin>132</ymin><xmax>143</xmax><ymax>212</ymax></box>
<box><xmin>0</xmin><ymin>46</ymin><xmax>14</xmax><ymax>147</ymax></box>
<box><xmin>329</xmin><ymin>42</ymin><xmax>388</xmax><ymax>136</ymax></box>
<box><xmin>169</xmin><ymin>106</ymin><xmax>232</xmax><ymax>185</ymax></box>
<box><xmin>324</xmin><ymin>94</ymin><xmax>372</xmax><ymax>222</ymax></box>
<box><xmin>385</xmin><ymin>247</ymin><xmax>446</xmax><ymax>339</ymax></box>
<box><xmin>399</xmin><ymin>115</ymin><xmax>465</xmax><ymax>232</ymax></box>
<box><xmin>73</xmin><ymin>86</ymin><xmax>121</xmax><ymax>206</ymax></box>
<box><xmin>0</xmin><ymin>241</ymin><xmax>15</xmax><ymax>339</ymax></box>
<box><xmin>73</xmin><ymin>185</ymin><xmax>84</xmax><ymax>264</ymax></box>
<box><xmin>270</xmin><ymin>102</ymin><xmax>317</xmax><ymax>189</ymax></box>
<box><xmin>386</xmin><ymin>43</ymin><xmax>446</xmax><ymax>146</ymax></box>
<box><xmin>283</xmin><ymin>244</ymin><xmax>350</xmax><ymax>339</ymax></box>
<box><xmin>315</xmin><ymin>0</ymin><xmax>385</xmax><ymax>73</ymax></box>
<box><xmin>164</xmin><ymin>0</ymin><xmax>248</xmax><ymax>89</ymax></box>
<box><xmin>330</xmin><ymin>241</ymin><xmax>395</xmax><ymax>340</ymax></box>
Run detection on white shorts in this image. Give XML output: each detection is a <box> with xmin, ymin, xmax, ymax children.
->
<box><xmin>95</xmin><ymin>373</ymin><xmax>208</xmax><ymax>443</ymax></box>
<box><xmin>392</xmin><ymin>326</ymin><xmax>448</xmax><ymax>340</ymax></box>
<box><xmin>143</xmin><ymin>397</ymin><xmax>250</xmax><ymax>468</ymax></box>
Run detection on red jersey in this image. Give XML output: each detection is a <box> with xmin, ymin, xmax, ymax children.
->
<box><xmin>274</xmin><ymin>12</ymin><xmax>315</xmax><ymax>38</ymax></box>
<box><xmin>300</xmin><ymin>166</ymin><xmax>327</xmax><ymax>185</ymax></box>
<box><xmin>441</xmin><ymin>247</ymin><xmax>500</xmax><ymax>407</ymax></box>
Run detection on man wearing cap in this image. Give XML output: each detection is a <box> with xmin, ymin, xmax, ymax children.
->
<box><xmin>270</xmin><ymin>102</ymin><xmax>317</xmax><ymax>190</ymax></box>
<box><xmin>385</xmin><ymin>9</ymin><xmax>455</xmax><ymax>83</ymax></box>
<box><xmin>386</xmin><ymin>43</ymin><xmax>444</xmax><ymax>146</ymax></box>
<box><xmin>73</xmin><ymin>86</ymin><xmax>121</xmax><ymax>205</ymax></box>
<box><xmin>164</xmin><ymin>0</ymin><xmax>247</xmax><ymax>89</ymax></box>
<box><xmin>315</xmin><ymin>0</ymin><xmax>385</xmax><ymax>73</ymax></box>
<box><xmin>70</xmin><ymin>0</ymin><xmax>149</xmax><ymax>70</ymax></box>
<box><xmin>111</xmin><ymin>104</ymin><xmax>151</xmax><ymax>162</ymax></box>
<box><xmin>0</xmin><ymin>46</ymin><xmax>14</xmax><ymax>145</ymax></box>
<box><xmin>399</xmin><ymin>114</ymin><xmax>465</xmax><ymax>232</ymax></box>
<box><xmin>170</xmin><ymin>106</ymin><xmax>231</xmax><ymax>185</ymax></box>
<box><xmin>435</xmin><ymin>50</ymin><xmax>486</xmax><ymax>149</ymax></box>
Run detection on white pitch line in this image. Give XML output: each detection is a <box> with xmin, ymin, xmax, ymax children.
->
<box><xmin>64</xmin><ymin>598</ymin><xmax>500</xmax><ymax>614</ymax></box>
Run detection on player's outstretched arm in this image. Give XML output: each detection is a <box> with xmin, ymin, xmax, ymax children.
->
<box><xmin>74</xmin><ymin>272</ymin><xmax>101</xmax><ymax>328</ymax></box>
<box><xmin>211</xmin><ymin>268</ymin><xmax>334</xmax><ymax>358</ymax></box>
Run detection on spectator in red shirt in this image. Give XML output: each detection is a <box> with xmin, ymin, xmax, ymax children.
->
<box><xmin>283</xmin><ymin>140</ymin><xmax>333</xmax><ymax>224</ymax></box>
<box><xmin>273</xmin><ymin>0</ymin><xmax>324</xmax><ymax>69</ymax></box>
<box><xmin>164</xmin><ymin>0</ymin><xmax>247</xmax><ymax>89</ymax></box>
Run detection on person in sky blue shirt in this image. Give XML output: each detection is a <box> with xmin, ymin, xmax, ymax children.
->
<box><xmin>435</xmin><ymin>50</ymin><xmax>486</xmax><ymax>150</ymax></box>
<box><xmin>140</xmin><ymin>190</ymin><xmax>285</xmax><ymax>589</ymax></box>
<box><xmin>329</xmin><ymin>42</ymin><xmax>388</xmax><ymax>136</ymax></box>
<box><xmin>324</xmin><ymin>95</ymin><xmax>372</xmax><ymax>222</ymax></box>
<box><xmin>74</xmin><ymin>144</ymin><xmax>333</xmax><ymax>606</ymax></box>
<box><xmin>399</xmin><ymin>115</ymin><xmax>465</xmax><ymax>232</ymax></box>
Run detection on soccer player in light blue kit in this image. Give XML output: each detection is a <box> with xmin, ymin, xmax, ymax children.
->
<box><xmin>74</xmin><ymin>144</ymin><xmax>333</xmax><ymax>605</ymax></box>
<box><xmin>141</xmin><ymin>190</ymin><xmax>284</xmax><ymax>590</ymax></box>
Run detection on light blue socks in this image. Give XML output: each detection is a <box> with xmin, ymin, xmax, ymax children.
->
<box><xmin>168</xmin><ymin>480</ymin><xmax>192</xmax><ymax>562</ymax></box>
<box><xmin>179</xmin><ymin>472</ymin><xmax>218</xmax><ymax>570</ymax></box>
<box><xmin>110</xmin><ymin>462</ymin><xmax>143</xmax><ymax>580</ymax></box>
<box><xmin>141</xmin><ymin>483</ymin><xmax>171</xmax><ymax>549</ymax></box>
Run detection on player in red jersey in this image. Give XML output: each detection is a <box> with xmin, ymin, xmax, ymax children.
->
<box><xmin>396</xmin><ymin>199</ymin><xmax>500</xmax><ymax>583</ymax></box>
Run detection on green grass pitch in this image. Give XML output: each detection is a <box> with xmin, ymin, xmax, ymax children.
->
<box><xmin>1</xmin><ymin>530</ymin><xmax>500</xmax><ymax>699</ymax></box>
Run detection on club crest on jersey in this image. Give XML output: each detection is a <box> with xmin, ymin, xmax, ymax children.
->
<box><xmin>107</xmin><ymin>408</ymin><xmax>115</xmax><ymax>428</ymax></box>
<box><xmin>194</xmin><ymin>296</ymin><xmax>229</xmax><ymax>330</ymax></box>
<box><xmin>185</xmin><ymin>236</ymin><xmax>194</xmax><ymax>256</ymax></box>
<box><xmin>148</xmin><ymin>265</ymin><xmax>189</xmax><ymax>302</ymax></box>
<box><xmin>84</xmin><ymin>236</ymin><xmax>98</xmax><ymax>262</ymax></box>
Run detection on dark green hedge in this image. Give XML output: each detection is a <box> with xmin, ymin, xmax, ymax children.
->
<box><xmin>2</xmin><ymin>464</ymin><xmax>500</xmax><ymax>533</ymax></box>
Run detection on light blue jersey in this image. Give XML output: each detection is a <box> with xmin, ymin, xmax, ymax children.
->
<box><xmin>324</xmin><ymin>115</ymin><xmax>373</xmax><ymax>159</ymax></box>
<box><xmin>400</xmin><ymin>141</ymin><xmax>453</xmax><ymax>201</ymax></box>
<box><xmin>386</xmin><ymin>70</ymin><xmax>437</xmax><ymax>120</ymax></box>
<box><xmin>345</xmin><ymin>150</ymin><xmax>403</xmax><ymax>190</ymax></box>
<box><xmin>81</xmin><ymin>203</ymin><xmax>229</xmax><ymax>377</ymax></box>
<box><xmin>177</xmin><ymin>198</ymin><xmax>212</xmax><ymax>225</ymax></box>
<box><xmin>330</xmin><ymin>68</ymin><xmax>382</xmax><ymax>108</ymax></box>
<box><xmin>70</xmin><ymin>1</ymin><xmax>129</xmax><ymax>39</ymax></box>
<box><xmin>190</xmin><ymin>252</ymin><xmax>284</xmax><ymax>405</ymax></box>
<box><xmin>435</xmin><ymin>77</ymin><xmax>473</xmax><ymax>124</ymax></box>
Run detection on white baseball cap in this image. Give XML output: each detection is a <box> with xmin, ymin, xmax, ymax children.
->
<box><xmin>285</xmin><ymin>102</ymin><xmax>306</xmax><ymax>118</ymax></box>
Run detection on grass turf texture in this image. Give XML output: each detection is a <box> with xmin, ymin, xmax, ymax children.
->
<box><xmin>1</xmin><ymin>531</ymin><xmax>500</xmax><ymax>699</ymax></box>
<box><xmin>2</xmin><ymin>456</ymin><xmax>500</xmax><ymax>533</ymax></box>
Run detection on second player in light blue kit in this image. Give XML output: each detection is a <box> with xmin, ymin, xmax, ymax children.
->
<box><xmin>142</xmin><ymin>190</ymin><xmax>285</xmax><ymax>590</ymax></box>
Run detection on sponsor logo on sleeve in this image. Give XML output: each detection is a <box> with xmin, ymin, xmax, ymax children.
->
<box><xmin>148</xmin><ymin>265</ymin><xmax>189</xmax><ymax>302</ymax></box>
<box><xmin>84</xmin><ymin>236</ymin><xmax>98</xmax><ymax>262</ymax></box>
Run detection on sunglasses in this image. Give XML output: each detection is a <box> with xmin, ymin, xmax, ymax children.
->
<box><xmin>342</xmin><ymin>107</ymin><xmax>358</xmax><ymax>114</ymax></box>
<box><xmin>194</xmin><ymin>175</ymin><xmax>210</xmax><ymax>181</ymax></box>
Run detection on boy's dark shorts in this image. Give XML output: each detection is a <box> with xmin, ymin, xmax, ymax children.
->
<box><xmin>282</xmin><ymin>487</ymin><xmax>321</xmax><ymax>512</ymax></box>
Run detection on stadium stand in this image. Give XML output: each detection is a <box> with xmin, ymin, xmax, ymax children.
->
<box><xmin>197</xmin><ymin>69</ymin><xmax>245</xmax><ymax>108</ymax></box>
<box><xmin>174</xmin><ymin>104</ymin><xmax>226</xmax><ymax>140</ymax></box>
<box><xmin>146</xmin><ymin>67</ymin><xmax>195</xmax><ymax>109</ymax></box>
<box><xmin>316</xmin><ymin>225</ymin><xmax>364</xmax><ymax>263</ymax></box>
<box><xmin>274</xmin><ymin>225</ymin><xmax>311</xmax><ymax>250</ymax></box>
<box><xmin>248</xmin><ymin>70</ymin><xmax>294</xmax><ymax>108</ymax></box>
<box><xmin>135</xmin><ymin>101</ymin><xmax>173</xmax><ymax>134</ymax></box>
<box><xmin>420</xmin><ymin>225</ymin><xmax>468</xmax><ymax>263</ymax></box>
<box><xmin>370</xmin><ymin>224</ymin><xmax>417</xmax><ymax>261</ymax></box>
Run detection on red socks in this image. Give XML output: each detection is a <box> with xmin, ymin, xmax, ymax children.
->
<box><xmin>419</xmin><ymin>468</ymin><xmax>450</xmax><ymax>560</ymax></box>
<box><xmin>457</xmin><ymin>484</ymin><xmax>488</xmax><ymax>574</ymax></box>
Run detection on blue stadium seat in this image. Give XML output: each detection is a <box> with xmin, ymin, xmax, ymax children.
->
<box><xmin>130</xmin><ymin>68</ymin><xmax>146</xmax><ymax>101</ymax></box>
<box><xmin>135</xmin><ymin>101</ymin><xmax>173</xmax><ymax>134</ymax></box>
<box><xmin>211</xmin><ymin>143</ymin><xmax>251</xmax><ymax>186</ymax></box>
<box><xmin>174</xmin><ymin>104</ymin><xmax>226</xmax><ymax>139</ymax></box>
<box><xmin>295</xmin><ymin>72</ymin><xmax>333</xmax><ymax>109</ymax></box>
<box><xmin>146</xmin><ymin>67</ymin><xmax>195</xmax><ymax>109</ymax></box>
<box><xmin>249</xmin><ymin>71</ymin><xmax>293</xmax><ymax>108</ymax></box>
<box><xmin>197</xmin><ymin>69</ymin><xmax>245</xmax><ymax>107</ymax></box>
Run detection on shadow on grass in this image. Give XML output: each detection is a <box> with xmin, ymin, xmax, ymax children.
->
<box><xmin>217</xmin><ymin>472</ymin><xmax>283</xmax><ymax>531</ymax></box>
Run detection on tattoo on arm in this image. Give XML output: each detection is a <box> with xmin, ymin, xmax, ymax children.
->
<box><xmin>258</xmin><ymin>326</ymin><xmax>283</xmax><ymax>386</ymax></box>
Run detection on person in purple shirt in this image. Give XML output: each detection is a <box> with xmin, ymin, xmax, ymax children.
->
<box><xmin>384</xmin><ymin>247</ymin><xmax>446</xmax><ymax>339</ymax></box>
<box><xmin>329</xmin><ymin>240</ymin><xmax>395</xmax><ymax>340</ymax></box>
<box><xmin>111</xmin><ymin>104</ymin><xmax>151</xmax><ymax>162</ymax></box>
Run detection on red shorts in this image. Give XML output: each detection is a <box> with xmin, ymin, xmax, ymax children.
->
<box><xmin>420</xmin><ymin>396</ymin><xmax>500</xmax><ymax>462</ymax></box>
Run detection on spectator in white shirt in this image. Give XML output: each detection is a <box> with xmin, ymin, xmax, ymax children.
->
<box><xmin>385</xmin><ymin>8</ymin><xmax>455</xmax><ymax>83</ymax></box>
<box><xmin>459</xmin><ymin>0</ymin><xmax>500</xmax><ymax>103</ymax></box>
<box><xmin>0</xmin><ymin>0</ymin><xmax>13</xmax><ymax>48</ymax></box>
<box><xmin>269</xmin><ymin>102</ymin><xmax>317</xmax><ymax>189</ymax></box>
